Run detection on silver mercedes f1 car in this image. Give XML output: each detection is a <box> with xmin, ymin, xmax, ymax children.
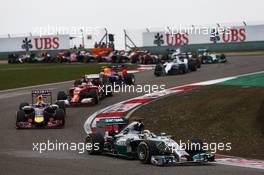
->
<box><xmin>85</xmin><ymin>118</ymin><xmax>214</xmax><ymax>166</ymax></box>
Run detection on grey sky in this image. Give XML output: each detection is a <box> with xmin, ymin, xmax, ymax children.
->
<box><xmin>0</xmin><ymin>0</ymin><xmax>263</xmax><ymax>48</ymax></box>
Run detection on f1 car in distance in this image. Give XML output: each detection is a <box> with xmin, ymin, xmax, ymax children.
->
<box><xmin>166</xmin><ymin>49</ymin><xmax>201</xmax><ymax>68</ymax></box>
<box><xmin>128</xmin><ymin>50</ymin><xmax>159</xmax><ymax>64</ymax></box>
<box><xmin>8</xmin><ymin>53</ymin><xmax>31</xmax><ymax>64</ymax></box>
<box><xmin>57</xmin><ymin>74</ymin><xmax>113</xmax><ymax>106</ymax></box>
<box><xmin>198</xmin><ymin>49</ymin><xmax>227</xmax><ymax>64</ymax></box>
<box><xmin>101</xmin><ymin>65</ymin><xmax>135</xmax><ymax>85</ymax></box>
<box><xmin>85</xmin><ymin>118</ymin><xmax>215</xmax><ymax>166</ymax></box>
<box><xmin>16</xmin><ymin>90</ymin><xmax>66</xmax><ymax>129</ymax></box>
<box><xmin>154</xmin><ymin>51</ymin><xmax>198</xmax><ymax>76</ymax></box>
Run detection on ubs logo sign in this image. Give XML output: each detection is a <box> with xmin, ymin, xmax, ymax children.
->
<box><xmin>21</xmin><ymin>37</ymin><xmax>60</xmax><ymax>51</ymax></box>
<box><xmin>210</xmin><ymin>28</ymin><xmax>246</xmax><ymax>43</ymax></box>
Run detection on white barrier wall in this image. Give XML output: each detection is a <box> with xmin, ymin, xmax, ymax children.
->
<box><xmin>143</xmin><ymin>25</ymin><xmax>264</xmax><ymax>46</ymax></box>
<box><xmin>0</xmin><ymin>35</ymin><xmax>70</xmax><ymax>52</ymax></box>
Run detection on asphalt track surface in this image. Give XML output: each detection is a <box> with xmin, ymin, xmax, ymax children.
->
<box><xmin>0</xmin><ymin>56</ymin><xmax>264</xmax><ymax>175</ymax></box>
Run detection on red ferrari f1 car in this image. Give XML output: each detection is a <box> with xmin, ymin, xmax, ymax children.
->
<box><xmin>57</xmin><ymin>74</ymin><xmax>113</xmax><ymax>106</ymax></box>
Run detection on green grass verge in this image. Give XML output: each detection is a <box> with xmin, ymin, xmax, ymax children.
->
<box><xmin>219</xmin><ymin>72</ymin><xmax>264</xmax><ymax>87</ymax></box>
<box><xmin>0</xmin><ymin>63</ymin><xmax>136</xmax><ymax>90</ymax></box>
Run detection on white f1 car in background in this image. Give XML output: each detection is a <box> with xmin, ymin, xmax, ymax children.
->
<box><xmin>154</xmin><ymin>50</ymin><xmax>198</xmax><ymax>76</ymax></box>
<box><xmin>198</xmin><ymin>49</ymin><xmax>227</xmax><ymax>64</ymax></box>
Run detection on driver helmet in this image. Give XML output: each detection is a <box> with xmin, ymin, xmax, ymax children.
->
<box><xmin>143</xmin><ymin>130</ymin><xmax>151</xmax><ymax>138</ymax></box>
<box><xmin>81</xmin><ymin>82</ymin><xmax>87</xmax><ymax>87</ymax></box>
<box><xmin>104</xmin><ymin>66</ymin><xmax>112</xmax><ymax>76</ymax></box>
<box><xmin>101</xmin><ymin>66</ymin><xmax>106</xmax><ymax>72</ymax></box>
<box><xmin>134</xmin><ymin>122</ymin><xmax>144</xmax><ymax>132</ymax></box>
<box><xmin>36</xmin><ymin>95</ymin><xmax>44</xmax><ymax>105</ymax></box>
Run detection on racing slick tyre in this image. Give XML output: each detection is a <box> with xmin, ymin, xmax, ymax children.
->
<box><xmin>137</xmin><ymin>141</ymin><xmax>159</xmax><ymax>164</ymax></box>
<box><xmin>189</xmin><ymin>62</ymin><xmax>197</xmax><ymax>72</ymax></box>
<box><xmin>52</xmin><ymin>57</ymin><xmax>60</xmax><ymax>63</ymax></box>
<box><xmin>16</xmin><ymin>110</ymin><xmax>26</xmax><ymax>129</ymax></box>
<box><xmin>85</xmin><ymin>133</ymin><xmax>104</xmax><ymax>155</ymax></box>
<box><xmin>197</xmin><ymin>61</ymin><xmax>202</xmax><ymax>68</ymax></box>
<box><xmin>154</xmin><ymin>64</ymin><xmax>165</xmax><ymax>76</ymax></box>
<box><xmin>168</xmin><ymin>67</ymin><xmax>178</xmax><ymax>75</ymax></box>
<box><xmin>220</xmin><ymin>54</ymin><xmax>226</xmax><ymax>60</ymax></box>
<box><xmin>124</xmin><ymin>74</ymin><xmax>135</xmax><ymax>85</ymax></box>
<box><xmin>219</xmin><ymin>54</ymin><xmax>227</xmax><ymax>63</ymax></box>
<box><xmin>154</xmin><ymin>71</ymin><xmax>162</xmax><ymax>76</ymax></box>
<box><xmin>19</xmin><ymin>102</ymin><xmax>29</xmax><ymax>110</ymax></box>
<box><xmin>55</xmin><ymin>101</ymin><xmax>66</xmax><ymax>113</ymax></box>
<box><xmin>57</xmin><ymin>91</ymin><xmax>67</xmax><ymax>101</ymax></box>
<box><xmin>89</xmin><ymin>89</ymin><xmax>99</xmax><ymax>104</ymax></box>
<box><xmin>54</xmin><ymin>109</ymin><xmax>65</xmax><ymax>128</ymax></box>
<box><xmin>16</xmin><ymin>110</ymin><xmax>26</xmax><ymax>122</ymax></box>
<box><xmin>220</xmin><ymin>54</ymin><xmax>226</xmax><ymax>58</ymax></box>
<box><xmin>178</xmin><ymin>64</ymin><xmax>187</xmax><ymax>74</ymax></box>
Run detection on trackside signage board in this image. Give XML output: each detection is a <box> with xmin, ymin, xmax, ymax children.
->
<box><xmin>142</xmin><ymin>25</ymin><xmax>264</xmax><ymax>46</ymax></box>
<box><xmin>0</xmin><ymin>35</ymin><xmax>70</xmax><ymax>52</ymax></box>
